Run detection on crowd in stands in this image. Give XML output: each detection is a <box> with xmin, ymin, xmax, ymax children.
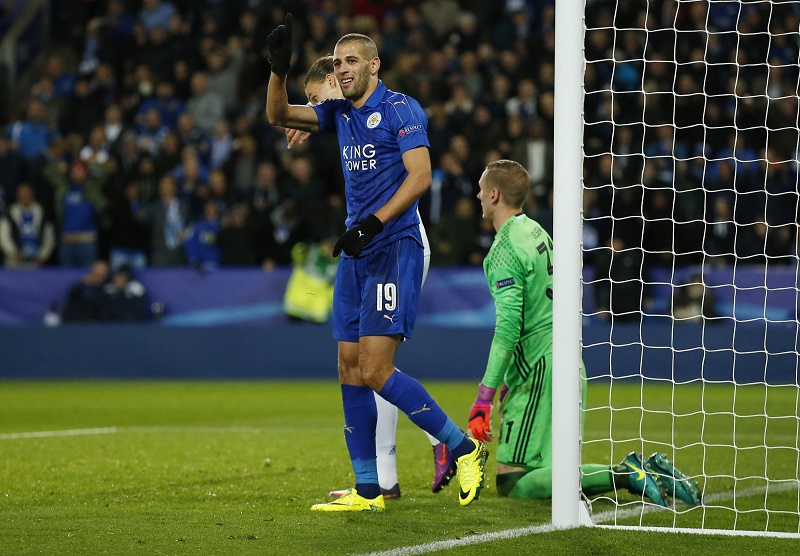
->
<box><xmin>586</xmin><ymin>1</ymin><xmax>800</xmax><ymax>268</ymax></box>
<box><xmin>55</xmin><ymin>259</ymin><xmax>155</xmax><ymax>323</ymax></box>
<box><xmin>1</xmin><ymin>0</ymin><xmax>798</xmax><ymax>285</ymax></box>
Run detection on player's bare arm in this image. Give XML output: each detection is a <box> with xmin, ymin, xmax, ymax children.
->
<box><xmin>373</xmin><ymin>146</ymin><xmax>432</xmax><ymax>225</ymax></box>
<box><xmin>264</xmin><ymin>13</ymin><xmax>319</xmax><ymax>133</ymax></box>
<box><xmin>265</xmin><ymin>75</ymin><xmax>320</xmax><ymax>132</ymax></box>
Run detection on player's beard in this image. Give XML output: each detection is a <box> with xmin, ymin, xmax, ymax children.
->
<box><xmin>343</xmin><ymin>69</ymin><xmax>371</xmax><ymax>102</ymax></box>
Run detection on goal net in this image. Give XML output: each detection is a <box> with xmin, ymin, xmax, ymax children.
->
<box><xmin>572</xmin><ymin>0</ymin><xmax>800</xmax><ymax>536</ymax></box>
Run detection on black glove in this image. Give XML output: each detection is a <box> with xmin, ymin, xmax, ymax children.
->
<box><xmin>333</xmin><ymin>214</ymin><xmax>384</xmax><ymax>257</ymax></box>
<box><xmin>267</xmin><ymin>13</ymin><xmax>293</xmax><ymax>75</ymax></box>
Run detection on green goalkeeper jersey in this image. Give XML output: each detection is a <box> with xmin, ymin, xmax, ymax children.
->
<box><xmin>482</xmin><ymin>214</ymin><xmax>553</xmax><ymax>389</ymax></box>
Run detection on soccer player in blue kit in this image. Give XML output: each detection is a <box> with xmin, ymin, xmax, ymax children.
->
<box><xmin>265</xmin><ymin>14</ymin><xmax>488</xmax><ymax>512</ymax></box>
<box><xmin>297</xmin><ymin>56</ymin><xmax>458</xmax><ymax>501</ymax></box>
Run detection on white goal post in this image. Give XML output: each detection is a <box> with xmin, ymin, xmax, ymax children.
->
<box><xmin>552</xmin><ymin>0</ymin><xmax>587</xmax><ymax>529</ymax></box>
<box><xmin>552</xmin><ymin>0</ymin><xmax>800</xmax><ymax>537</ymax></box>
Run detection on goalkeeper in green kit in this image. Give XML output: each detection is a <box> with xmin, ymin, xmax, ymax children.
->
<box><xmin>468</xmin><ymin>160</ymin><xmax>702</xmax><ymax>507</ymax></box>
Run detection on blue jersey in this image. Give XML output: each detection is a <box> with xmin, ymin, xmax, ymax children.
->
<box><xmin>312</xmin><ymin>80</ymin><xmax>430</xmax><ymax>257</ymax></box>
<box><xmin>6</xmin><ymin>120</ymin><xmax>53</xmax><ymax>160</ymax></box>
<box><xmin>185</xmin><ymin>217</ymin><xmax>221</xmax><ymax>268</ymax></box>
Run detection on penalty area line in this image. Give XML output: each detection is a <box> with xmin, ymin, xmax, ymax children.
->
<box><xmin>0</xmin><ymin>425</ymin><xmax>267</xmax><ymax>440</ymax></box>
<box><xmin>0</xmin><ymin>427</ymin><xmax>118</xmax><ymax>440</ymax></box>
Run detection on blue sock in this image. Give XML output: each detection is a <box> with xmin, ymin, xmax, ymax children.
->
<box><xmin>341</xmin><ymin>384</ymin><xmax>380</xmax><ymax>499</ymax></box>
<box><xmin>378</xmin><ymin>370</ymin><xmax>473</xmax><ymax>459</ymax></box>
<box><xmin>436</xmin><ymin>419</ymin><xmax>476</xmax><ymax>459</ymax></box>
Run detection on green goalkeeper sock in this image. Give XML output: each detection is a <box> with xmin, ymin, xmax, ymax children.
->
<box><xmin>497</xmin><ymin>464</ymin><xmax>616</xmax><ymax>499</ymax></box>
<box><xmin>580</xmin><ymin>464</ymin><xmax>616</xmax><ymax>496</ymax></box>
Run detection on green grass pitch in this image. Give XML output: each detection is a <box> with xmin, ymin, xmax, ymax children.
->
<box><xmin>1</xmin><ymin>380</ymin><xmax>798</xmax><ymax>555</ymax></box>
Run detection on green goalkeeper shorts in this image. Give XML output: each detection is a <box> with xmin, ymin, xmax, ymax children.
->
<box><xmin>497</xmin><ymin>355</ymin><xmax>587</xmax><ymax>470</ymax></box>
<box><xmin>497</xmin><ymin>352</ymin><xmax>553</xmax><ymax>469</ymax></box>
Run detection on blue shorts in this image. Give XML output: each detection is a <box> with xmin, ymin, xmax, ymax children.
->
<box><xmin>332</xmin><ymin>237</ymin><xmax>424</xmax><ymax>342</ymax></box>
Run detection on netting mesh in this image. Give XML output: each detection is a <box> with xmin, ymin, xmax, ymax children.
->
<box><xmin>580</xmin><ymin>0</ymin><xmax>800</xmax><ymax>533</ymax></box>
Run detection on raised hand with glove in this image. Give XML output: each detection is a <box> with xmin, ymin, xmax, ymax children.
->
<box><xmin>468</xmin><ymin>383</ymin><xmax>497</xmax><ymax>442</ymax></box>
<box><xmin>267</xmin><ymin>13</ymin><xmax>293</xmax><ymax>75</ymax></box>
<box><xmin>332</xmin><ymin>213</ymin><xmax>384</xmax><ymax>257</ymax></box>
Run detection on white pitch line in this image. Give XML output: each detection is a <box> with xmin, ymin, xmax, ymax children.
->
<box><xmin>0</xmin><ymin>425</ymin><xmax>266</xmax><ymax>440</ymax></box>
<box><xmin>357</xmin><ymin>523</ymin><xmax>569</xmax><ymax>556</ymax></box>
<box><xmin>355</xmin><ymin>482</ymin><xmax>800</xmax><ymax>556</ymax></box>
<box><xmin>593</xmin><ymin>524</ymin><xmax>800</xmax><ymax>539</ymax></box>
<box><xmin>0</xmin><ymin>427</ymin><xmax>118</xmax><ymax>440</ymax></box>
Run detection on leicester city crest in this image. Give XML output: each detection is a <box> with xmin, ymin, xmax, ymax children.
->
<box><xmin>367</xmin><ymin>112</ymin><xmax>382</xmax><ymax>128</ymax></box>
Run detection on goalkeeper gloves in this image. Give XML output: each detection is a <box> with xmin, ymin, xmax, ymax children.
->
<box><xmin>267</xmin><ymin>13</ymin><xmax>293</xmax><ymax>75</ymax></box>
<box><xmin>332</xmin><ymin>214</ymin><xmax>384</xmax><ymax>257</ymax></box>
<box><xmin>468</xmin><ymin>383</ymin><xmax>496</xmax><ymax>442</ymax></box>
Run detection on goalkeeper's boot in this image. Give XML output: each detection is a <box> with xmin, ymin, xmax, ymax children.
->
<box><xmin>311</xmin><ymin>488</ymin><xmax>385</xmax><ymax>512</ymax></box>
<box><xmin>455</xmin><ymin>438</ymin><xmax>488</xmax><ymax>506</ymax></box>
<box><xmin>432</xmin><ymin>443</ymin><xmax>457</xmax><ymax>493</ymax></box>
<box><xmin>329</xmin><ymin>484</ymin><xmax>401</xmax><ymax>499</ymax></box>
<box><xmin>645</xmin><ymin>452</ymin><xmax>703</xmax><ymax>506</ymax></box>
<box><xmin>620</xmin><ymin>451</ymin><xmax>668</xmax><ymax>507</ymax></box>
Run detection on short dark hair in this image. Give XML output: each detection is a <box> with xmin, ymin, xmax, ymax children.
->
<box><xmin>335</xmin><ymin>33</ymin><xmax>379</xmax><ymax>60</ymax></box>
<box><xmin>485</xmin><ymin>159</ymin><xmax>530</xmax><ymax>209</ymax></box>
<box><xmin>304</xmin><ymin>55</ymin><xmax>334</xmax><ymax>87</ymax></box>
